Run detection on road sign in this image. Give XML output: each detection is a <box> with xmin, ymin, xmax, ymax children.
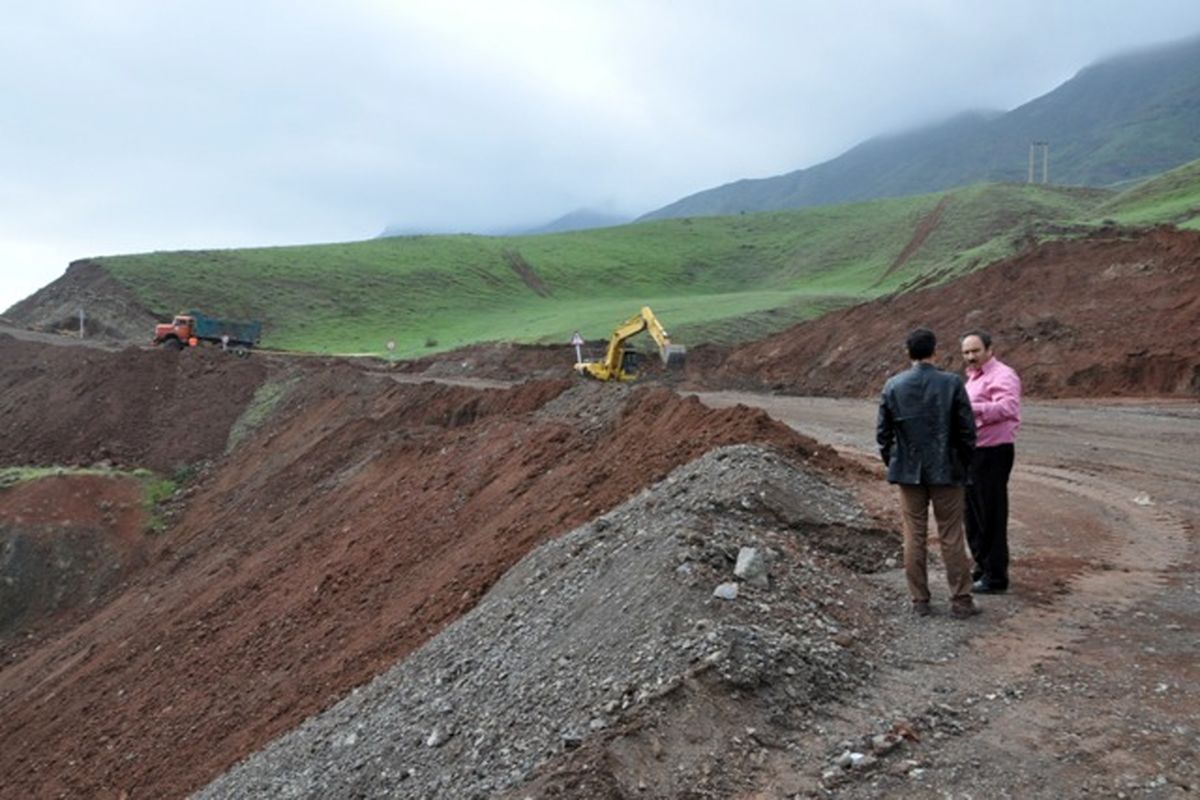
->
<box><xmin>570</xmin><ymin>331</ymin><xmax>584</xmax><ymax>364</ymax></box>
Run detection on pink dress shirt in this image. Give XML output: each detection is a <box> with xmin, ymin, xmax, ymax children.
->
<box><xmin>965</xmin><ymin>357</ymin><xmax>1021</xmax><ymax>447</ymax></box>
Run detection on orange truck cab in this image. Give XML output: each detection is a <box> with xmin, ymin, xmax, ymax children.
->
<box><xmin>154</xmin><ymin>315</ymin><xmax>196</xmax><ymax>350</ymax></box>
<box><xmin>153</xmin><ymin>311</ymin><xmax>262</xmax><ymax>354</ymax></box>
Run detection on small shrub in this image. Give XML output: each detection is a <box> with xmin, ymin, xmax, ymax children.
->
<box><xmin>141</xmin><ymin>476</ymin><xmax>178</xmax><ymax>535</ymax></box>
<box><xmin>171</xmin><ymin>463</ymin><xmax>199</xmax><ymax>485</ymax></box>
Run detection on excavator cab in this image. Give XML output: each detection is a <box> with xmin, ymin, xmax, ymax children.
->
<box><xmin>620</xmin><ymin>349</ymin><xmax>643</xmax><ymax>376</ymax></box>
<box><xmin>574</xmin><ymin>306</ymin><xmax>686</xmax><ymax>381</ymax></box>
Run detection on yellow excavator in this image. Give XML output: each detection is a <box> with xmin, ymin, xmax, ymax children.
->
<box><xmin>574</xmin><ymin>306</ymin><xmax>687</xmax><ymax>381</ymax></box>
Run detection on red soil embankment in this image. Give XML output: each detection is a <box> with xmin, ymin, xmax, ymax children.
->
<box><xmin>0</xmin><ymin>474</ymin><xmax>150</xmax><ymax>640</ymax></box>
<box><xmin>716</xmin><ymin>226</ymin><xmax>1200</xmax><ymax>397</ymax></box>
<box><xmin>0</xmin><ymin>335</ymin><xmax>266</xmax><ymax>471</ymax></box>
<box><xmin>0</xmin><ymin>362</ymin><xmax>843</xmax><ymax>800</ymax></box>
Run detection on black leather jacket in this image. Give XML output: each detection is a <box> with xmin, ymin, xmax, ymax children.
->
<box><xmin>876</xmin><ymin>362</ymin><xmax>976</xmax><ymax>486</ymax></box>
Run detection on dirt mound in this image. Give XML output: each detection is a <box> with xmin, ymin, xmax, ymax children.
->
<box><xmin>396</xmin><ymin>340</ymin><xmax>583</xmax><ymax>381</ymax></box>
<box><xmin>395</xmin><ymin>339</ymin><xmax>694</xmax><ymax>385</ymax></box>
<box><xmin>0</xmin><ymin>335</ymin><xmax>267</xmax><ymax>472</ymax></box>
<box><xmin>198</xmin><ymin>445</ymin><xmax>890</xmax><ymax>799</ymax></box>
<box><xmin>0</xmin><ymin>365</ymin><xmax>850</xmax><ymax>799</ymax></box>
<box><xmin>4</xmin><ymin>259</ymin><xmax>159</xmax><ymax>341</ymax></box>
<box><xmin>0</xmin><ymin>474</ymin><xmax>150</xmax><ymax>640</ymax></box>
<box><xmin>715</xmin><ymin>226</ymin><xmax>1200</xmax><ymax>397</ymax></box>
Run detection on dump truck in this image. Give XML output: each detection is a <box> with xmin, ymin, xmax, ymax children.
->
<box><xmin>153</xmin><ymin>310</ymin><xmax>262</xmax><ymax>355</ymax></box>
<box><xmin>574</xmin><ymin>306</ymin><xmax>686</xmax><ymax>381</ymax></box>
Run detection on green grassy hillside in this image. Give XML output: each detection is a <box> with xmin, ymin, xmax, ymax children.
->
<box><xmin>1090</xmin><ymin>158</ymin><xmax>1200</xmax><ymax>229</ymax></box>
<box><xmin>99</xmin><ymin>182</ymin><xmax>1118</xmax><ymax>356</ymax></box>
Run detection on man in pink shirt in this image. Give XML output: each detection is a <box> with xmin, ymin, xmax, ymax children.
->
<box><xmin>961</xmin><ymin>329</ymin><xmax>1021</xmax><ymax>593</ymax></box>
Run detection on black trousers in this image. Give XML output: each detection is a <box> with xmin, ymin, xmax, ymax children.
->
<box><xmin>966</xmin><ymin>443</ymin><xmax>1015</xmax><ymax>587</ymax></box>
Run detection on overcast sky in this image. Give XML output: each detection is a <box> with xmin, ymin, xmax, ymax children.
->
<box><xmin>4</xmin><ymin>0</ymin><xmax>1200</xmax><ymax>311</ymax></box>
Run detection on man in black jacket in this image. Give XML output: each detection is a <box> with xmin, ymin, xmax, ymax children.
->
<box><xmin>876</xmin><ymin>328</ymin><xmax>979</xmax><ymax>618</ymax></box>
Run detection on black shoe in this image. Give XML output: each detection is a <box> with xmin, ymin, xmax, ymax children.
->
<box><xmin>972</xmin><ymin>579</ymin><xmax>1008</xmax><ymax>594</ymax></box>
<box><xmin>912</xmin><ymin>600</ymin><xmax>931</xmax><ymax>617</ymax></box>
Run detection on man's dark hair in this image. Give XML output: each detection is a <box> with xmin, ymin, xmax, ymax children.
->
<box><xmin>961</xmin><ymin>328</ymin><xmax>992</xmax><ymax>349</ymax></box>
<box><xmin>906</xmin><ymin>328</ymin><xmax>936</xmax><ymax>360</ymax></box>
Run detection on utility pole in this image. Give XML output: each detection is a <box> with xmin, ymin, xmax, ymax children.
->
<box><xmin>79</xmin><ymin>308</ymin><xmax>85</xmax><ymax>338</ymax></box>
<box><xmin>1029</xmin><ymin>141</ymin><xmax>1050</xmax><ymax>184</ymax></box>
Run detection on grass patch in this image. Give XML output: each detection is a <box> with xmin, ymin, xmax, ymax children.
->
<box><xmin>0</xmin><ymin>465</ymin><xmax>112</xmax><ymax>489</ymax></box>
<box><xmin>1090</xmin><ymin>158</ymin><xmax>1200</xmax><ymax>227</ymax></box>
<box><xmin>0</xmin><ymin>465</ymin><xmax>183</xmax><ymax>535</ymax></box>
<box><xmin>139</xmin><ymin>475</ymin><xmax>178</xmax><ymax>534</ymax></box>
<box><xmin>226</xmin><ymin>376</ymin><xmax>299</xmax><ymax>452</ymax></box>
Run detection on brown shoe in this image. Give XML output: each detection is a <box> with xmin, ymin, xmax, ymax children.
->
<box><xmin>950</xmin><ymin>601</ymin><xmax>980</xmax><ymax>619</ymax></box>
<box><xmin>912</xmin><ymin>600</ymin><xmax>931</xmax><ymax>617</ymax></box>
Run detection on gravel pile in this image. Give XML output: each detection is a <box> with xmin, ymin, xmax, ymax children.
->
<box><xmin>197</xmin><ymin>444</ymin><xmax>888</xmax><ymax>799</ymax></box>
<box><xmin>531</xmin><ymin>380</ymin><xmax>632</xmax><ymax>435</ymax></box>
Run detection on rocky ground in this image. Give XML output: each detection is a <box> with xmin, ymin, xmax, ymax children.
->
<box><xmin>693</xmin><ymin>394</ymin><xmax>1200</xmax><ymax>799</ymax></box>
<box><xmin>194</xmin><ymin>393</ymin><xmax>1200</xmax><ymax>800</ymax></box>
<box><xmin>199</xmin><ymin>445</ymin><xmax>892</xmax><ymax>799</ymax></box>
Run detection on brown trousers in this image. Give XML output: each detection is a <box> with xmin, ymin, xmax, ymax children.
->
<box><xmin>898</xmin><ymin>484</ymin><xmax>973</xmax><ymax>604</ymax></box>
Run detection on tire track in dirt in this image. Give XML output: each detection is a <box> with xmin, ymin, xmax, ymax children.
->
<box><xmin>968</xmin><ymin>463</ymin><xmax>1189</xmax><ymax>674</ymax></box>
<box><xmin>816</xmin><ymin>459</ymin><xmax>1190</xmax><ymax>717</ymax></box>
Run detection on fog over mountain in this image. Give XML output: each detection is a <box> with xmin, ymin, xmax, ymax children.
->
<box><xmin>642</xmin><ymin>34</ymin><xmax>1200</xmax><ymax>219</ymax></box>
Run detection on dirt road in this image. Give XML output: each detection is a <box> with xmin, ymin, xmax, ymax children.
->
<box><xmin>694</xmin><ymin>391</ymin><xmax>1200</xmax><ymax>797</ymax></box>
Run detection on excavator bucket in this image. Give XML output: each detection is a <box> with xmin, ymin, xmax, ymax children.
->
<box><xmin>661</xmin><ymin>344</ymin><xmax>687</xmax><ymax>369</ymax></box>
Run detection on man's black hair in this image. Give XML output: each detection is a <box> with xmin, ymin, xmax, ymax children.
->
<box><xmin>906</xmin><ymin>328</ymin><xmax>936</xmax><ymax>360</ymax></box>
<box><xmin>962</xmin><ymin>328</ymin><xmax>993</xmax><ymax>349</ymax></box>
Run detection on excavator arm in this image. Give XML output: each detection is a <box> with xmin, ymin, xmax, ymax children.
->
<box><xmin>574</xmin><ymin>306</ymin><xmax>687</xmax><ymax>381</ymax></box>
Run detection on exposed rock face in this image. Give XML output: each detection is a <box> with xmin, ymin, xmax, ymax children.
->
<box><xmin>4</xmin><ymin>259</ymin><xmax>159</xmax><ymax>341</ymax></box>
<box><xmin>0</xmin><ymin>474</ymin><xmax>150</xmax><ymax>639</ymax></box>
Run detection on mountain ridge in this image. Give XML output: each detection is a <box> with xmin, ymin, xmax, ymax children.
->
<box><xmin>642</xmin><ymin>34</ymin><xmax>1200</xmax><ymax>220</ymax></box>
<box><xmin>380</xmin><ymin>208</ymin><xmax>632</xmax><ymax>239</ymax></box>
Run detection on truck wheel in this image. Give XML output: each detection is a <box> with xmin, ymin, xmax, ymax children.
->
<box><xmin>234</xmin><ymin>347</ymin><xmax>249</xmax><ymax>358</ymax></box>
<box><xmin>163</xmin><ymin>338</ymin><xmax>184</xmax><ymax>351</ymax></box>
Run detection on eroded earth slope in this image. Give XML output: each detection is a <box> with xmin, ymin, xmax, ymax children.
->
<box><xmin>714</xmin><ymin>227</ymin><xmax>1200</xmax><ymax>398</ymax></box>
